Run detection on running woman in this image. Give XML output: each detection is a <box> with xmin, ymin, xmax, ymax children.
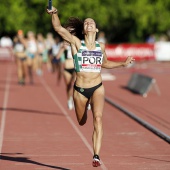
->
<box><xmin>47</xmin><ymin>6</ymin><xmax>135</xmax><ymax>167</ymax></box>
<box><xmin>19</xmin><ymin>31</ymin><xmax>37</xmax><ymax>84</ymax></box>
<box><xmin>13</xmin><ymin>30</ymin><xmax>27</xmax><ymax>85</ymax></box>
<box><xmin>56</xmin><ymin>41</ymin><xmax>76</xmax><ymax>110</ymax></box>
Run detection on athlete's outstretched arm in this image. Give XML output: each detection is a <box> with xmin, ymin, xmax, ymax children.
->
<box><xmin>100</xmin><ymin>43</ymin><xmax>135</xmax><ymax>68</ymax></box>
<box><xmin>46</xmin><ymin>6</ymin><xmax>76</xmax><ymax>45</ymax></box>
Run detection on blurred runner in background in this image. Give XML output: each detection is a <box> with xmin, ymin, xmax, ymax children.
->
<box><xmin>19</xmin><ymin>31</ymin><xmax>37</xmax><ymax>84</ymax></box>
<box><xmin>45</xmin><ymin>32</ymin><xmax>55</xmax><ymax>72</ymax></box>
<box><xmin>51</xmin><ymin>36</ymin><xmax>63</xmax><ymax>85</ymax></box>
<box><xmin>56</xmin><ymin>41</ymin><xmax>76</xmax><ymax>110</ymax></box>
<box><xmin>36</xmin><ymin>33</ymin><xmax>46</xmax><ymax>76</ymax></box>
<box><xmin>13</xmin><ymin>30</ymin><xmax>27</xmax><ymax>85</ymax></box>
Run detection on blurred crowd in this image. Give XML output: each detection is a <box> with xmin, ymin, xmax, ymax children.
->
<box><xmin>0</xmin><ymin>30</ymin><xmax>108</xmax><ymax>85</ymax></box>
<box><xmin>146</xmin><ymin>33</ymin><xmax>170</xmax><ymax>43</ymax></box>
<box><xmin>0</xmin><ymin>30</ymin><xmax>65</xmax><ymax>86</ymax></box>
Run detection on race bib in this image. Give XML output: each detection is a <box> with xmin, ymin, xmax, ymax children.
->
<box><xmin>81</xmin><ymin>50</ymin><xmax>102</xmax><ymax>71</ymax></box>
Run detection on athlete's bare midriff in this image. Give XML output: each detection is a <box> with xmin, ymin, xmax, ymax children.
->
<box><xmin>64</xmin><ymin>58</ymin><xmax>74</xmax><ymax>69</ymax></box>
<box><xmin>75</xmin><ymin>72</ymin><xmax>102</xmax><ymax>88</ymax></box>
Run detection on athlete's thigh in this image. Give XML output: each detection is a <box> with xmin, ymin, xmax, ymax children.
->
<box><xmin>27</xmin><ymin>57</ymin><xmax>34</xmax><ymax>66</ymax></box>
<box><xmin>63</xmin><ymin>71</ymin><xmax>72</xmax><ymax>85</ymax></box>
<box><xmin>17</xmin><ymin>58</ymin><xmax>22</xmax><ymax>67</ymax></box>
<box><xmin>73</xmin><ymin>89</ymin><xmax>88</xmax><ymax>120</ymax></box>
<box><xmin>23</xmin><ymin>60</ymin><xmax>27</xmax><ymax>67</ymax></box>
<box><xmin>91</xmin><ymin>85</ymin><xmax>105</xmax><ymax>117</ymax></box>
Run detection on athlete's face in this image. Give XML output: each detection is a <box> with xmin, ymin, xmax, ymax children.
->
<box><xmin>83</xmin><ymin>18</ymin><xmax>98</xmax><ymax>33</ymax></box>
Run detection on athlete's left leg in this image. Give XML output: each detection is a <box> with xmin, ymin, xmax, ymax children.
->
<box><xmin>91</xmin><ymin>84</ymin><xmax>105</xmax><ymax>166</ymax></box>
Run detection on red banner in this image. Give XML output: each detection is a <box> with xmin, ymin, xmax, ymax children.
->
<box><xmin>105</xmin><ymin>43</ymin><xmax>155</xmax><ymax>61</ymax></box>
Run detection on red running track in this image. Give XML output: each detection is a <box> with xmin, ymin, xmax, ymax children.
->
<box><xmin>0</xmin><ymin>61</ymin><xmax>170</xmax><ymax>170</ymax></box>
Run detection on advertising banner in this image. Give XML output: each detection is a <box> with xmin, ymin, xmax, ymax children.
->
<box><xmin>154</xmin><ymin>42</ymin><xmax>170</xmax><ymax>61</ymax></box>
<box><xmin>105</xmin><ymin>44</ymin><xmax>155</xmax><ymax>61</ymax></box>
<box><xmin>0</xmin><ymin>42</ymin><xmax>170</xmax><ymax>61</ymax></box>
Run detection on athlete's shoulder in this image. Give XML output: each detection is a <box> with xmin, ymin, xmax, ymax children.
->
<box><xmin>98</xmin><ymin>42</ymin><xmax>105</xmax><ymax>51</ymax></box>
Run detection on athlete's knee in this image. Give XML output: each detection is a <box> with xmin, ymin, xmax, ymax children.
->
<box><xmin>94</xmin><ymin>115</ymin><xmax>102</xmax><ymax>125</ymax></box>
<box><xmin>94</xmin><ymin>116</ymin><xmax>103</xmax><ymax>135</ymax></box>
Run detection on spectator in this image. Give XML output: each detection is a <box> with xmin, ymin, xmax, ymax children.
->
<box><xmin>0</xmin><ymin>35</ymin><xmax>13</xmax><ymax>47</ymax></box>
<box><xmin>146</xmin><ymin>34</ymin><xmax>156</xmax><ymax>43</ymax></box>
<box><xmin>97</xmin><ymin>31</ymin><xmax>107</xmax><ymax>44</ymax></box>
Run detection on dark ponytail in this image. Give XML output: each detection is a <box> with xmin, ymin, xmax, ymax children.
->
<box><xmin>64</xmin><ymin>17</ymin><xmax>84</xmax><ymax>40</ymax></box>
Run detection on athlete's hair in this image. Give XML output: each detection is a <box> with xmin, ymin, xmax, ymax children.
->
<box><xmin>64</xmin><ymin>17</ymin><xmax>84</xmax><ymax>40</ymax></box>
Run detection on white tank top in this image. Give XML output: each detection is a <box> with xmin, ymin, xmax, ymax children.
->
<box><xmin>65</xmin><ymin>46</ymin><xmax>72</xmax><ymax>59</ymax></box>
<box><xmin>14</xmin><ymin>42</ymin><xmax>25</xmax><ymax>53</ymax></box>
<box><xmin>27</xmin><ymin>40</ymin><xmax>37</xmax><ymax>53</ymax></box>
<box><xmin>52</xmin><ymin>42</ymin><xmax>62</xmax><ymax>56</ymax></box>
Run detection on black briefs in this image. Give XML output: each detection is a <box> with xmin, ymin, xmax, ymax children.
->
<box><xmin>64</xmin><ymin>68</ymin><xmax>75</xmax><ymax>75</ymax></box>
<box><xmin>74</xmin><ymin>82</ymin><xmax>102</xmax><ymax>99</ymax></box>
<box><xmin>19</xmin><ymin>57</ymin><xmax>27</xmax><ymax>61</ymax></box>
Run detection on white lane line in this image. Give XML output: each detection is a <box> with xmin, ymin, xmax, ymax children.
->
<box><xmin>112</xmin><ymin>155</ymin><xmax>170</xmax><ymax>157</ymax></box>
<box><xmin>40</xmin><ymin>78</ymin><xmax>108</xmax><ymax>170</ymax></box>
<box><xmin>12</xmin><ymin>154</ymin><xmax>80</xmax><ymax>157</ymax></box>
<box><xmin>0</xmin><ymin>68</ymin><xmax>11</xmax><ymax>153</ymax></box>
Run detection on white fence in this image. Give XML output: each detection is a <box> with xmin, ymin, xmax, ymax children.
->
<box><xmin>0</xmin><ymin>47</ymin><xmax>14</xmax><ymax>61</ymax></box>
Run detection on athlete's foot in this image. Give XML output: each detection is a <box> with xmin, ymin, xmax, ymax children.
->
<box><xmin>36</xmin><ymin>69</ymin><xmax>43</xmax><ymax>76</ymax></box>
<box><xmin>18</xmin><ymin>79</ymin><xmax>25</xmax><ymax>86</ymax></box>
<box><xmin>87</xmin><ymin>103</ymin><xmax>91</xmax><ymax>110</ymax></box>
<box><xmin>67</xmin><ymin>97</ymin><xmax>74</xmax><ymax>110</ymax></box>
<box><xmin>92</xmin><ymin>154</ymin><xmax>101</xmax><ymax>167</ymax></box>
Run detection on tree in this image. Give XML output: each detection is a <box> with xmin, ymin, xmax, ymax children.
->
<box><xmin>0</xmin><ymin>0</ymin><xmax>170</xmax><ymax>43</ymax></box>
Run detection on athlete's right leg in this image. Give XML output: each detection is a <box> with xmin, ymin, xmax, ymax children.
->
<box><xmin>64</xmin><ymin>71</ymin><xmax>74</xmax><ymax>110</ymax></box>
<box><xmin>63</xmin><ymin>71</ymin><xmax>72</xmax><ymax>97</ymax></box>
<box><xmin>56</xmin><ymin>62</ymin><xmax>62</xmax><ymax>84</ymax></box>
<box><xmin>73</xmin><ymin>89</ymin><xmax>89</xmax><ymax>125</ymax></box>
<box><xmin>23</xmin><ymin>59</ymin><xmax>27</xmax><ymax>81</ymax></box>
<box><xmin>27</xmin><ymin>57</ymin><xmax>34</xmax><ymax>84</ymax></box>
<box><xmin>91</xmin><ymin>85</ymin><xmax>105</xmax><ymax>167</ymax></box>
<box><xmin>17</xmin><ymin>59</ymin><xmax>22</xmax><ymax>82</ymax></box>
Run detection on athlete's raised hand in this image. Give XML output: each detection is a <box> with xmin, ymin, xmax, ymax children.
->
<box><xmin>46</xmin><ymin>6</ymin><xmax>58</xmax><ymax>15</ymax></box>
